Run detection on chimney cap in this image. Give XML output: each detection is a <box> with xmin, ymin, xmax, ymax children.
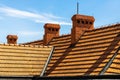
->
<box><xmin>72</xmin><ymin>14</ymin><xmax>95</xmax><ymax>21</ymax></box>
<box><xmin>44</xmin><ymin>23</ymin><xmax>60</xmax><ymax>29</ymax></box>
<box><xmin>7</xmin><ymin>35</ymin><xmax>18</xmax><ymax>39</ymax></box>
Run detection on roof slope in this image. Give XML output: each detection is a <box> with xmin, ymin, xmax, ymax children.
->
<box><xmin>23</xmin><ymin>40</ymin><xmax>43</xmax><ymax>45</ymax></box>
<box><xmin>105</xmin><ymin>45</ymin><xmax>120</xmax><ymax>74</ymax></box>
<box><xmin>45</xmin><ymin>34</ymin><xmax>71</xmax><ymax>76</ymax></box>
<box><xmin>0</xmin><ymin>44</ymin><xmax>52</xmax><ymax>76</ymax></box>
<box><xmin>45</xmin><ymin>24</ymin><xmax>120</xmax><ymax>76</ymax></box>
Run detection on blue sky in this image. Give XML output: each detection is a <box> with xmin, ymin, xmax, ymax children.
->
<box><xmin>0</xmin><ymin>0</ymin><xmax>120</xmax><ymax>43</ymax></box>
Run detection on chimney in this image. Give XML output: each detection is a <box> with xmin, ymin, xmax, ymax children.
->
<box><xmin>43</xmin><ymin>23</ymin><xmax>60</xmax><ymax>45</ymax></box>
<box><xmin>71</xmin><ymin>14</ymin><xmax>95</xmax><ymax>44</ymax></box>
<box><xmin>7</xmin><ymin>35</ymin><xmax>18</xmax><ymax>44</ymax></box>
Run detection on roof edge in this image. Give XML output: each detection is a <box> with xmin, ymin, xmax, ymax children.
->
<box><xmin>86</xmin><ymin>23</ymin><xmax>120</xmax><ymax>32</ymax></box>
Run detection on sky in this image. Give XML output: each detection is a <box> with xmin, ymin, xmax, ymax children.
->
<box><xmin>0</xmin><ymin>0</ymin><xmax>120</xmax><ymax>43</ymax></box>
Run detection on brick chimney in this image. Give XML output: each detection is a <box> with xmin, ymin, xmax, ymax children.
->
<box><xmin>7</xmin><ymin>35</ymin><xmax>18</xmax><ymax>44</ymax></box>
<box><xmin>43</xmin><ymin>23</ymin><xmax>60</xmax><ymax>45</ymax></box>
<box><xmin>71</xmin><ymin>14</ymin><xmax>95</xmax><ymax>44</ymax></box>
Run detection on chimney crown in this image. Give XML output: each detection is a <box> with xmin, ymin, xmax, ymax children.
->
<box><xmin>44</xmin><ymin>23</ymin><xmax>60</xmax><ymax>29</ymax></box>
<box><xmin>72</xmin><ymin>14</ymin><xmax>95</xmax><ymax>21</ymax></box>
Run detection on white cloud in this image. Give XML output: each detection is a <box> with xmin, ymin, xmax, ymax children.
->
<box><xmin>35</xmin><ymin>19</ymin><xmax>72</xmax><ymax>25</ymax></box>
<box><xmin>0</xmin><ymin>6</ymin><xmax>72</xmax><ymax>25</ymax></box>
<box><xmin>42</xmin><ymin>13</ymin><xmax>63</xmax><ymax>19</ymax></box>
<box><xmin>0</xmin><ymin>7</ymin><xmax>42</xmax><ymax>18</ymax></box>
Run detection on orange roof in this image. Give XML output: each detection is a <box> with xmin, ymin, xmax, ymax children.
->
<box><xmin>0</xmin><ymin>44</ymin><xmax>53</xmax><ymax>76</ymax></box>
<box><xmin>3</xmin><ymin>24</ymin><xmax>120</xmax><ymax>76</ymax></box>
<box><xmin>23</xmin><ymin>40</ymin><xmax>43</xmax><ymax>45</ymax></box>
<box><xmin>45</xmin><ymin>23</ymin><xmax>120</xmax><ymax>76</ymax></box>
<box><xmin>20</xmin><ymin>23</ymin><xmax>120</xmax><ymax>76</ymax></box>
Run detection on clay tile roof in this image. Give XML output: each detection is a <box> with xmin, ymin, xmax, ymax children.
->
<box><xmin>21</xmin><ymin>23</ymin><xmax>120</xmax><ymax>77</ymax></box>
<box><xmin>45</xmin><ymin>23</ymin><xmax>120</xmax><ymax>76</ymax></box>
<box><xmin>0</xmin><ymin>44</ymin><xmax>53</xmax><ymax>76</ymax></box>
<box><xmin>22</xmin><ymin>40</ymin><xmax>43</xmax><ymax>46</ymax></box>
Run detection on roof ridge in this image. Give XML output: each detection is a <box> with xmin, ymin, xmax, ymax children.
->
<box><xmin>86</xmin><ymin>23</ymin><xmax>120</xmax><ymax>32</ymax></box>
<box><xmin>53</xmin><ymin>34</ymin><xmax>71</xmax><ymax>39</ymax></box>
<box><xmin>0</xmin><ymin>43</ymin><xmax>51</xmax><ymax>48</ymax></box>
<box><xmin>22</xmin><ymin>39</ymin><xmax>43</xmax><ymax>44</ymax></box>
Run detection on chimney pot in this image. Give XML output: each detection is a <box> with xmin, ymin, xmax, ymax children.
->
<box><xmin>7</xmin><ymin>35</ymin><xmax>18</xmax><ymax>44</ymax></box>
<box><xmin>43</xmin><ymin>23</ymin><xmax>60</xmax><ymax>45</ymax></box>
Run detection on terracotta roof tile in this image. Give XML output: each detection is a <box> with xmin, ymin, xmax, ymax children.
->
<box><xmin>105</xmin><ymin>50</ymin><xmax>120</xmax><ymax>74</ymax></box>
<box><xmin>21</xmin><ymin>23</ymin><xmax>120</xmax><ymax>76</ymax></box>
<box><xmin>45</xmin><ymin>24</ymin><xmax>120</xmax><ymax>76</ymax></box>
<box><xmin>0</xmin><ymin>44</ymin><xmax>52</xmax><ymax>76</ymax></box>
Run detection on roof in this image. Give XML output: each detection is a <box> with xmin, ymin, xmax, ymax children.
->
<box><xmin>0</xmin><ymin>4</ymin><xmax>119</xmax><ymax>78</ymax></box>
<box><xmin>23</xmin><ymin>40</ymin><xmax>43</xmax><ymax>45</ymax></box>
<box><xmin>15</xmin><ymin>23</ymin><xmax>120</xmax><ymax>76</ymax></box>
<box><xmin>45</xmin><ymin>23</ymin><xmax>120</xmax><ymax>76</ymax></box>
<box><xmin>105</xmin><ymin>48</ymin><xmax>120</xmax><ymax>74</ymax></box>
<box><xmin>0</xmin><ymin>44</ymin><xmax>52</xmax><ymax>76</ymax></box>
